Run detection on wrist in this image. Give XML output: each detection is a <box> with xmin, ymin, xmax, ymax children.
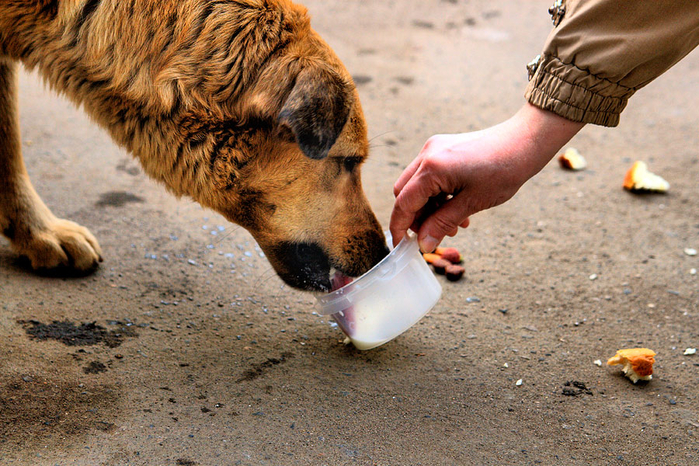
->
<box><xmin>509</xmin><ymin>103</ymin><xmax>585</xmax><ymax>180</ymax></box>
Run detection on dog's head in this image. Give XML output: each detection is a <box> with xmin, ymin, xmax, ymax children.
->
<box><xmin>199</xmin><ymin>37</ymin><xmax>388</xmax><ymax>291</ymax></box>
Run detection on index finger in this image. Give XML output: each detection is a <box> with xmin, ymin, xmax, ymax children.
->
<box><xmin>393</xmin><ymin>152</ymin><xmax>425</xmax><ymax>198</ymax></box>
<box><xmin>389</xmin><ymin>173</ymin><xmax>442</xmax><ymax>246</ymax></box>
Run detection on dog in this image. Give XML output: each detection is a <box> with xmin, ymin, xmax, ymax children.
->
<box><xmin>0</xmin><ymin>0</ymin><xmax>389</xmax><ymax>291</ymax></box>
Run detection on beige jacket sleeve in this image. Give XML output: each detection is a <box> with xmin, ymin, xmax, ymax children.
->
<box><xmin>525</xmin><ymin>0</ymin><xmax>699</xmax><ymax>126</ymax></box>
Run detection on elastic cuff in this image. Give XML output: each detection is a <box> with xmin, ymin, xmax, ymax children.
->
<box><xmin>524</xmin><ymin>54</ymin><xmax>636</xmax><ymax>127</ymax></box>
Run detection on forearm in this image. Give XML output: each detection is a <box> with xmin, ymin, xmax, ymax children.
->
<box><xmin>501</xmin><ymin>103</ymin><xmax>585</xmax><ymax>188</ymax></box>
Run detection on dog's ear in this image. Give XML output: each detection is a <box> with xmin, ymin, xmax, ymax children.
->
<box><xmin>278</xmin><ymin>66</ymin><xmax>353</xmax><ymax>160</ymax></box>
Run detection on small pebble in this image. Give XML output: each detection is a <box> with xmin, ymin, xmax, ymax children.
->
<box><xmin>691</xmin><ymin>269</ymin><xmax>697</xmax><ymax>275</ymax></box>
<box><xmin>515</xmin><ymin>379</ymin><xmax>523</xmax><ymax>386</ymax></box>
<box><xmin>589</xmin><ymin>274</ymin><xmax>598</xmax><ymax>280</ymax></box>
<box><xmin>593</xmin><ymin>360</ymin><xmax>602</xmax><ymax>366</ymax></box>
<box><xmin>684</xmin><ymin>248</ymin><xmax>697</xmax><ymax>256</ymax></box>
<box><xmin>684</xmin><ymin>348</ymin><xmax>697</xmax><ymax>356</ymax></box>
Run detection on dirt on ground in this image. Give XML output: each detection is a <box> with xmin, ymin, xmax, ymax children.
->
<box><xmin>1</xmin><ymin>1</ymin><xmax>698</xmax><ymax>465</ymax></box>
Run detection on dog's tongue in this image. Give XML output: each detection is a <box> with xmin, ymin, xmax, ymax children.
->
<box><xmin>330</xmin><ymin>271</ymin><xmax>353</xmax><ymax>292</ymax></box>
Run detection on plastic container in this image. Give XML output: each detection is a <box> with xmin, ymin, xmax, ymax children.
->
<box><xmin>316</xmin><ymin>233</ymin><xmax>442</xmax><ymax>350</ymax></box>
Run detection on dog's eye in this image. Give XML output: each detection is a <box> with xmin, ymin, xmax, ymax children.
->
<box><xmin>341</xmin><ymin>156</ymin><xmax>363</xmax><ymax>173</ymax></box>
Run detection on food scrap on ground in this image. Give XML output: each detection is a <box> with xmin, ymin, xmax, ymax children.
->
<box><xmin>435</xmin><ymin>247</ymin><xmax>462</xmax><ymax>264</ymax></box>
<box><xmin>607</xmin><ymin>348</ymin><xmax>656</xmax><ymax>383</ymax></box>
<box><xmin>431</xmin><ymin>258</ymin><xmax>451</xmax><ymax>275</ymax></box>
<box><xmin>422</xmin><ymin>253</ymin><xmax>442</xmax><ymax>264</ymax></box>
<box><xmin>423</xmin><ymin>246</ymin><xmax>465</xmax><ymax>281</ymax></box>
<box><xmin>558</xmin><ymin>147</ymin><xmax>587</xmax><ymax>170</ymax></box>
<box><xmin>445</xmin><ymin>264</ymin><xmax>465</xmax><ymax>281</ymax></box>
<box><xmin>623</xmin><ymin>161</ymin><xmax>669</xmax><ymax>193</ymax></box>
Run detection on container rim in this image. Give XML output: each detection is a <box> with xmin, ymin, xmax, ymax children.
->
<box><xmin>315</xmin><ymin>232</ymin><xmax>416</xmax><ymax>312</ymax></box>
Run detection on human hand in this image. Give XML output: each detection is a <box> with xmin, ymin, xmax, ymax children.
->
<box><xmin>390</xmin><ymin>103</ymin><xmax>584</xmax><ymax>252</ymax></box>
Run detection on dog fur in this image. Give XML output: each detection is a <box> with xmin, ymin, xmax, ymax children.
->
<box><xmin>0</xmin><ymin>0</ymin><xmax>388</xmax><ymax>291</ymax></box>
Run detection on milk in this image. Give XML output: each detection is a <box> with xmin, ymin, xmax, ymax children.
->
<box><xmin>332</xmin><ymin>281</ymin><xmax>435</xmax><ymax>350</ymax></box>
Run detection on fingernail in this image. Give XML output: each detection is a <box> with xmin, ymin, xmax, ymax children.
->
<box><xmin>419</xmin><ymin>235</ymin><xmax>439</xmax><ymax>253</ymax></box>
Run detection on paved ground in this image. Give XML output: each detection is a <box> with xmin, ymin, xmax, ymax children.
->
<box><xmin>1</xmin><ymin>1</ymin><xmax>698</xmax><ymax>464</ymax></box>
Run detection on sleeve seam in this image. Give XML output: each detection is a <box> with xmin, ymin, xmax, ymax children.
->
<box><xmin>528</xmin><ymin>84</ymin><xmax>623</xmax><ymax>118</ymax></box>
<box><xmin>536</xmin><ymin>68</ymin><xmax>630</xmax><ymax>110</ymax></box>
<box><xmin>543</xmin><ymin>54</ymin><xmax>638</xmax><ymax>92</ymax></box>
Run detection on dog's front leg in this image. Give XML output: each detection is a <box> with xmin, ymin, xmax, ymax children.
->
<box><xmin>0</xmin><ymin>59</ymin><xmax>102</xmax><ymax>271</ymax></box>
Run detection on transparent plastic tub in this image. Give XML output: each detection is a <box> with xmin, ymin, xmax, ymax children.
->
<box><xmin>316</xmin><ymin>233</ymin><xmax>442</xmax><ymax>350</ymax></box>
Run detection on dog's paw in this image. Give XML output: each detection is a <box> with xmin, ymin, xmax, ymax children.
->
<box><xmin>13</xmin><ymin>219</ymin><xmax>103</xmax><ymax>272</ymax></box>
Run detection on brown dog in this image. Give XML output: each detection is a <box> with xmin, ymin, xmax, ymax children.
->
<box><xmin>0</xmin><ymin>0</ymin><xmax>388</xmax><ymax>291</ymax></box>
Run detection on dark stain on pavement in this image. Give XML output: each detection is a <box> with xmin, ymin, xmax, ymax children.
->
<box><xmin>352</xmin><ymin>75</ymin><xmax>373</xmax><ymax>86</ymax></box>
<box><xmin>176</xmin><ymin>459</ymin><xmax>198</xmax><ymax>466</ymax></box>
<box><xmin>19</xmin><ymin>320</ymin><xmax>138</xmax><ymax>348</ymax></box>
<box><xmin>562</xmin><ymin>381</ymin><xmax>593</xmax><ymax>397</ymax></box>
<box><xmin>0</xmin><ymin>374</ymin><xmax>119</xmax><ymax>457</ymax></box>
<box><xmin>83</xmin><ymin>361</ymin><xmax>108</xmax><ymax>374</ymax></box>
<box><xmin>95</xmin><ymin>190</ymin><xmax>144</xmax><ymax>207</ymax></box>
<box><xmin>394</xmin><ymin>76</ymin><xmax>415</xmax><ymax>85</ymax></box>
<box><xmin>116</xmin><ymin>158</ymin><xmax>141</xmax><ymax>176</ymax></box>
<box><xmin>236</xmin><ymin>352</ymin><xmax>295</xmax><ymax>383</ymax></box>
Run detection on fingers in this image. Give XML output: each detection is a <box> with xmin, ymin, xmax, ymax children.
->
<box><xmin>393</xmin><ymin>151</ymin><xmax>425</xmax><ymax>198</ymax></box>
<box><xmin>390</xmin><ymin>135</ymin><xmax>456</xmax><ymax>246</ymax></box>
<box><xmin>390</xmin><ymin>171</ymin><xmax>442</xmax><ymax>248</ymax></box>
<box><xmin>417</xmin><ymin>190</ymin><xmax>473</xmax><ymax>252</ymax></box>
<box><xmin>389</xmin><ymin>202</ymin><xmax>417</xmax><ymax>248</ymax></box>
<box><xmin>390</xmin><ymin>156</ymin><xmax>426</xmax><ymax>246</ymax></box>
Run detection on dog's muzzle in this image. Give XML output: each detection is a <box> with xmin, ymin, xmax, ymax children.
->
<box><xmin>272</xmin><ymin>241</ymin><xmax>333</xmax><ymax>291</ymax></box>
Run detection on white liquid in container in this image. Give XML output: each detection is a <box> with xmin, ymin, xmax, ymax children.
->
<box><xmin>327</xmin><ymin>254</ymin><xmax>442</xmax><ymax>350</ymax></box>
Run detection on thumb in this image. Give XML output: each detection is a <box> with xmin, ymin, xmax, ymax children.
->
<box><xmin>417</xmin><ymin>191</ymin><xmax>474</xmax><ymax>252</ymax></box>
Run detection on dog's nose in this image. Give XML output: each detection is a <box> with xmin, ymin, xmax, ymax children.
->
<box><xmin>272</xmin><ymin>241</ymin><xmax>332</xmax><ymax>291</ymax></box>
<box><xmin>294</xmin><ymin>242</ymin><xmax>328</xmax><ymax>265</ymax></box>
